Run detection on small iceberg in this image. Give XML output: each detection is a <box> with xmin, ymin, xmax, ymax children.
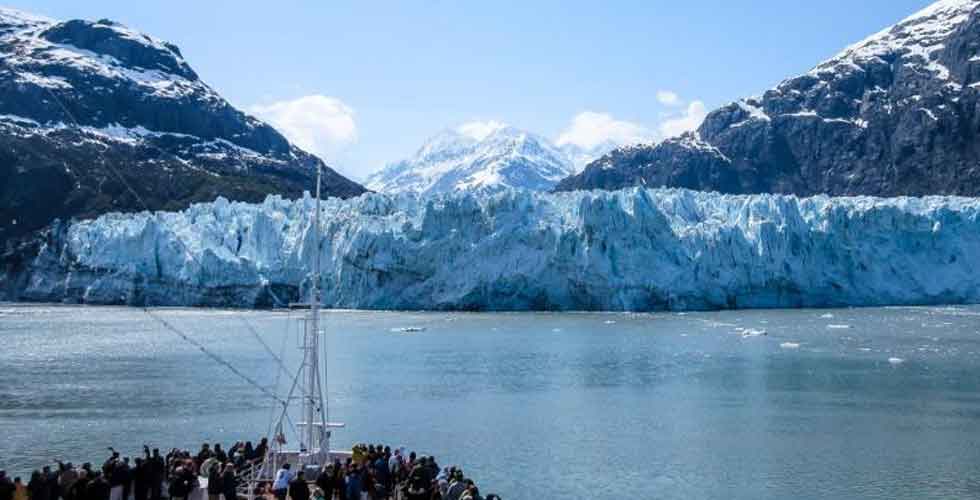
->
<box><xmin>820</xmin><ymin>313</ymin><xmax>835</xmax><ymax>319</ymax></box>
<box><xmin>735</xmin><ymin>327</ymin><xmax>767</xmax><ymax>338</ymax></box>
<box><xmin>827</xmin><ymin>324</ymin><xmax>851</xmax><ymax>329</ymax></box>
<box><xmin>390</xmin><ymin>326</ymin><xmax>426</xmax><ymax>333</ymax></box>
<box><xmin>780</xmin><ymin>342</ymin><xmax>800</xmax><ymax>349</ymax></box>
<box><xmin>888</xmin><ymin>357</ymin><xmax>905</xmax><ymax>365</ymax></box>
<box><xmin>604</xmin><ymin>320</ymin><xmax>617</xmax><ymax>324</ymax></box>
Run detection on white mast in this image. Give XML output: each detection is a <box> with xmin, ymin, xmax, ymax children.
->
<box><xmin>299</xmin><ymin>164</ymin><xmax>330</xmax><ymax>465</ymax></box>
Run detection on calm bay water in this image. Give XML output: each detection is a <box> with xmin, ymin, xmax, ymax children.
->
<box><xmin>2</xmin><ymin>304</ymin><xmax>980</xmax><ymax>499</ymax></box>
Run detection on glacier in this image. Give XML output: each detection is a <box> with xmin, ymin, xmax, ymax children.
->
<box><xmin>9</xmin><ymin>187</ymin><xmax>980</xmax><ymax>311</ymax></box>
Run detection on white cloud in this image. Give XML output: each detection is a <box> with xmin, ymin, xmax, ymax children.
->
<box><xmin>456</xmin><ymin>120</ymin><xmax>508</xmax><ymax>141</ymax></box>
<box><xmin>555</xmin><ymin>111</ymin><xmax>654</xmax><ymax>150</ymax></box>
<box><xmin>248</xmin><ymin>95</ymin><xmax>357</xmax><ymax>162</ymax></box>
<box><xmin>658</xmin><ymin>100</ymin><xmax>708</xmax><ymax>138</ymax></box>
<box><xmin>656</xmin><ymin>90</ymin><xmax>681</xmax><ymax>106</ymax></box>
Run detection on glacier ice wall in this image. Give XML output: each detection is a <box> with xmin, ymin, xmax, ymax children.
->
<box><xmin>11</xmin><ymin>188</ymin><xmax>980</xmax><ymax>310</ymax></box>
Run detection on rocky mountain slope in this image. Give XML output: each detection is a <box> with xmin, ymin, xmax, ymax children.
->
<box><xmin>6</xmin><ymin>188</ymin><xmax>980</xmax><ymax>310</ymax></box>
<box><xmin>556</xmin><ymin>0</ymin><xmax>980</xmax><ymax>197</ymax></box>
<box><xmin>0</xmin><ymin>8</ymin><xmax>364</xmax><ymax>243</ymax></box>
<box><xmin>365</xmin><ymin>124</ymin><xmax>606</xmax><ymax>195</ymax></box>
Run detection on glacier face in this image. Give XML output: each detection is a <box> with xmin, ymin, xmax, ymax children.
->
<box><xmin>12</xmin><ymin>188</ymin><xmax>980</xmax><ymax>311</ymax></box>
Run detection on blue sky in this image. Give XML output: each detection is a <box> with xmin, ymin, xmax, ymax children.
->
<box><xmin>22</xmin><ymin>0</ymin><xmax>934</xmax><ymax>180</ymax></box>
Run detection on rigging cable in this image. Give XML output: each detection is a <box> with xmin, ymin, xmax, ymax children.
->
<box><xmin>144</xmin><ymin>308</ymin><xmax>287</xmax><ymax>407</ymax></box>
<box><xmin>239</xmin><ymin>315</ymin><xmax>295</xmax><ymax>381</ymax></box>
<box><xmin>39</xmin><ymin>85</ymin><xmax>289</xmax><ymax>308</ymax></box>
<box><xmin>40</xmin><ymin>84</ymin><xmax>326</xmax><ymax>447</ymax></box>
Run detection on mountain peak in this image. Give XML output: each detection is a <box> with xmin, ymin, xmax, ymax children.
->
<box><xmin>556</xmin><ymin>0</ymin><xmax>980</xmax><ymax>197</ymax></box>
<box><xmin>366</xmin><ymin>124</ymin><xmax>577</xmax><ymax>196</ymax></box>
<box><xmin>0</xmin><ymin>8</ymin><xmax>364</xmax><ymax>241</ymax></box>
<box><xmin>812</xmin><ymin>0</ymin><xmax>977</xmax><ymax>87</ymax></box>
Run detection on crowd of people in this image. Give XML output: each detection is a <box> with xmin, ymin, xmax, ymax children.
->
<box><xmin>0</xmin><ymin>439</ymin><xmax>268</xmax><ymax>500</ymax></box>
<box><xmin>0</xmin><ymin>440</ymin><xmax>496</xmax><ymax>500</ymax></box>
<box><xmin>269</xmin><ymin>443</ymin><xmax>498</xmax><ymax>500</ymax></box>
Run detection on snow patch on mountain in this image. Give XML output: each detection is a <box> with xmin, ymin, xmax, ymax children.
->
<box><xmin>15</xmin><ymin>188</ymin><xmax>980</xmax><ymax>310</ymax></box>
<box><xmin>365</xmin><ymin>125</ymin><xmax>579</xmax><ymax>195</ymax></box>
<box><xmin>814</xmin><ymin>0</ymin><xmax>975</xmax><ymax>87</ymax></box>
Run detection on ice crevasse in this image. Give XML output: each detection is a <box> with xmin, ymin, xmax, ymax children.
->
<box><xmin>17</xmin><ymin>187</ymin><xmax>980</xmax><ymax>310</ymax></box>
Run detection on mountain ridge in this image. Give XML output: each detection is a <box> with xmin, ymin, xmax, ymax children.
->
<box><xmin>365</xmin><ymin>123</ymin><xmax>614</xmax><ymax>195</ymax></box>
<box><xmin>0</xmin><ymin>7</ymin><xmax>364</xmax><ymax>243</ymax></box>
<box><xmin>556</xmin><ymin>0</ymin><xmax>980</xmax><ymax>197</ymax></box>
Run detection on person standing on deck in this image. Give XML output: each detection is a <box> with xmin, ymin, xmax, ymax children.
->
<box><xmin>220</xmin><ymin>464</ymin><xmax>236</xmax><ymax>500</ymax></box>
<box><xmin>86</xmin><ymin>474</ymin><xmax>110</xmax><ymax>500</ymax></box>
<box><xmin>213</xmin><ymin>445</ymin><xmax>227</xmax><ymax>464</ymax></box>
<box><xmin>288</xmin><ymin>471</ymin><xmax>310</xmax><ymax>500</ymax></box>
<box><xmin>315</xmin><ymin>466</ymin><xmax>332</xmax><ymax>500</ymax></box>
<box><xmin>370</xmin><ymin>456</ymin><xmax>388</xmax><ymax>499</ymax></box>
<box><xmin>131</xmin><ymin>459</ymin><xmax>147</xmax><ymax>500</ymax></box>
<box><xmin>42</xmin><ymin>467</ymin><xmax>59</xmax><ymax>500</ymax></box>
<box><xmin>0</xmin><ymin>472</ymin><xmax>14</xmax><ymax>500</ymax></box>
<box><xmin>343</xmin><ymin>466</ymin><xmax>360</xmax><ymax>500</ymax></box>
<box><xmin>206</xmin><ymin>463</ymin><xmax>222</xmax><ymax>500</ymax></box>
<box><xmin>272</xmin><ymin>464</ymin><xmax>293</xmax><ymax>500</ymax></box>
<box><xmin>331</xmin><ymin>462</ymin><xmax>345</xmax><ymax>500</ymax></box>
<box><xmin>443</xmin><ymin>472</ymin><xmax>465</xmax><ymax>500</ymax></box>
<box><xmin>28</xmin><ymin>471</ymin><xmax>49</xmax><ymax>500</ymax></box>
<box><xmin>116</xmin><ymin>459</ymin><xmax>131</xmax><ymax>500</ymax></box>
<box><xmin>67</xmin><ymin>471</ymin><xmax>87</xmax><ymax>500</ymax></box>
<box><xmin>253</xmin><ymin>439</ymin><xmax>269</xmax><ymax>464</ymax></box>
<box><xmin>12</xmin><ymin>478</ymin><xmax>26</xmax><ymax>500</ymax></box>
<box><xmin>145</xmin><ymin>449</ymin><xmax>164</xmax><ymax>500</ymax></box>
<box><xmin>196</xmin><ymin>445</ymin><xmax>213</xmax><ymax>472</ymax></box>
<box><xmin>57</xmin><ymin>464</ymin><xmax>78</xmax><ymax>500</ymax></box>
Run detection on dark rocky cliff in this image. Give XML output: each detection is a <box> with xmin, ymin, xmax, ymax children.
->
<box><xmin>557</xmin><ymin>0</ymin><xmax>980</xmax><ymax>197</ymax></box>
<box><xmin>0</xmin><ymin>9</ymin><xmax>364</xmax><ymax>243</ymax></box>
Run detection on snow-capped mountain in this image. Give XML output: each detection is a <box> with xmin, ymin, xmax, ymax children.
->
<box><xmin>7</xmin><ymin>188</ymin><xmax>980</xmax><ymax>310</ymax></box>
<box><xmin>0</xmin><ymin>8</ymin><xmax>364</xmax><ymax>242</ymax></box>
<box><xmin>365</xmin><ymin>123</ymin><xmax>606</xmax><ymax>195</ymax></box>
<box><xmin>557</xmin><ymin>0</ymin><xmax>980</xmax><ymax>197</ymax></box>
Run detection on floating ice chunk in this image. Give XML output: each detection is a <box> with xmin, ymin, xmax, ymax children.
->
<box><xmin>820</xmin><ymin>313</ymin><xmax>835</xmax><ymax>319</ymax></box>
<box><xmin>827</xmin><ymin>324</ymin><xmax>851</xmax><ymax>329</ymax></box>
<box><xmin>888</xmin><ymin>357</ymin><xmax>905</xmax><ymax>365</ymax></box>
<box><xmin>738</xmin><ymin>328</ymin><xmax>767</xmax><ymax>338</ymax></box>
<box><xmin>859</xmin><ymin>347</ymin><xmax>872</xmax><ymax>352</ymax></box>
<box><xmin>390</xmin><ymin>326</ymin><xmax>426</xmax><ymax>333</ymax></box>
<box><xmin>604</xmin><ymin>320</ymin><xmax>616</xmax><ymax>324</ymax></box>
<box><xmin>780</xmin><ymin>342</ymin><xmax>801</xmax><ymax>349</ymax></box>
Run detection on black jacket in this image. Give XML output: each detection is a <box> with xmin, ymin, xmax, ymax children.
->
<box><xmin>288</xmin><ymin>478</ymin><xmax>310</xmax><ymax>500</ymax></box>
<box><xmin>221</xmin><ymin>470</ymin><xmax>237</xmax><ymax>500</ymax></box>
<box><xmin>0</xmin><ymin>478</ymin><xmax>14</xmax><ymax>500</ymax></box>
<box><xmin>87</xmin><ymin>478</ymin><xmax>111</xmax><ymax>500</ymax></box>
<box><xmin>207</xmin><ymin>468</ymin><xmax>222</xmax><ymax>494</ymax></box>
